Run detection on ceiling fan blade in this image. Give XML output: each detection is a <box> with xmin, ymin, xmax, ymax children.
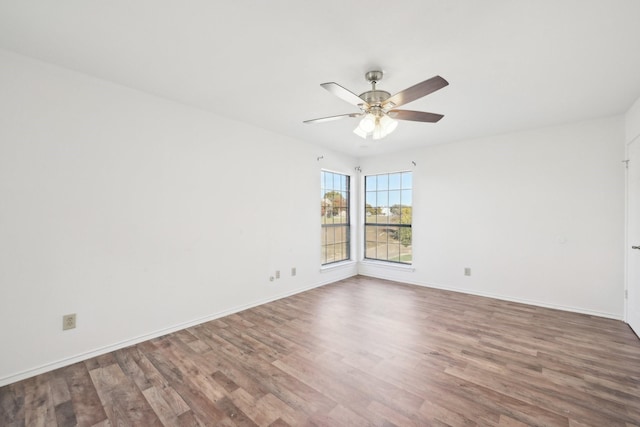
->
<box><xmin>384</xmin><ymin>75</ymin><xmax>449</xmax><ymax>109</ymax></box>
<box><xmin>388</xmin><ymin>110</ymin><xmax>444</xmax><ymax>122</ymax></box>
<box><xmin>321</xmin><ymin>82</ymin><xmax>369</xmax><ymax>108</ymax></box>
<box><xmin>304</xmin><ymin>113</ymin><xmax>361</xmax><ymax>124</ymax></box>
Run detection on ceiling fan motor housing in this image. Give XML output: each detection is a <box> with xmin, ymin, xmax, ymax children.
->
<box><xmin>360</xmin><ymin>90</ymin><xmax>391</xmax><ymax>105</ymax></box>
<box><xmin>361</xmin><ymin>70</ymin><xmax>391</xmax><ymax>108</ymax></box>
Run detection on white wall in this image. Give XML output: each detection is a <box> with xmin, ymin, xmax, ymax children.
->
<box><xmin>0</xmin><ymin>46</ymin><xmax>629</xmax><ymax>386</ymax></box>
<box><xmin>359</xmin><ymin>117</ymin><xmax>626</xmax><ymax>318</ymax></box>
<box><xmin>0</xmin><ymin>49</ymin><xmax>357</xmax><ymax>386</ymax></box>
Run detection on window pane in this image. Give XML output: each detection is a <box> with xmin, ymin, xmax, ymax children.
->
<box><xmin>401</xmin><ymin>172</ymin><xmax>412</xmax><ymax>189</ymax></box>
<box><xmin>400</xmin><ymin>242</ymin><xmax>412</xmax><ymax>264</ymax></box>
<box><xmin>366</xmin><ymin>175</ymin><xmax>376</xmax><ymax>191</ymax></box>
<box><xmin>401</xmin><ymin>189</ymin><xmax>412</xmax><ymax>206</ymax></box>
<box><xmin>388</xmin><ymin>242</ymin><xmax>401</xmax><ymax>263</ymax></box>
<box><xmin>326</xmin><ymin>247</ymin><xmax>335</xmax><ymax>264</ymax></box>
<box><xmin>365</xmin><ymin>213</ymin><xmax>377</xmax><ymax>224</ymax></box>
<box><xmin>381</xmin><ymin>191</ymin><xmax>390</xmax><ymax>209</ymax></box>
<box><xmin>389</xmin><ymin>190</ymin><xmax>401</xmax><ymax>207</ymax></box>
<box><xmin>333</xmin><ymin>243</ymin><xmax>342</xmax><ymax>260</ymax></box>
<box><xmin>377</xmin><ymin>174</ymin><xmax>388</xmax><ymax>190</ymax></box>
<box><xmin>386</xmin><ymin>225</ymin><xmax>400</xmax><ymax>244</ymax></box>
<box><xmin>366</xmin><ymin>240</ymin><xmax>377</xmax><ymax>259</ymax></box>
<box><xmin>401</xmin><ymin>207</ymin><xmax>412</xmax><ymax>224</ymax></box>
<box><xmin>365</xmin><ymin>225</ymin><xmax>377</xmax><ymax>241</ymax></box>
<box><xmin>377</xmin><ymin>234</ymin><xmax>388</xmax><ymax>260</ymax></box>
<box><xmin>366</xmin><ymin>191</ymin><xmax>377</xmax><ymax>207</ymax></box>
<box><xmin>400</xmin><ymin>228</ymin><xmax>412</xmax><ymax>247</ymax></box>
<box><xmin>389</xmin><ymin>173</ymin><xmax>401</xmax><ymax>190</ymax></box>
<box><xmin>366</xmin><ymin>192</ymin><xmax>377</xmax><ymax>221</ymax></box>
<box><xmin>377</xmin><ymin>210</ymin><xmax>389</xmax><ymax>224</ymax></box>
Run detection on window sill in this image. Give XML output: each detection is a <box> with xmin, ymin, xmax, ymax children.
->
<box><xmin>320</xmin><ymin>260</ymin><xmax>356</xmax><ymax>272</ymax></box>
<box><xmin>359</xmin><ymin>260</ymin><xmax>415</xmax><ymax>272</ymax></box>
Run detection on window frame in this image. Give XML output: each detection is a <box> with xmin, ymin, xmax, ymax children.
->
<box><xmin>363</xmin><ymin>171</ymin><xmax>413</xmax><ymax>265</ymax></box>
<box><xmin>320</xmin><ymin>170</ymin><xmax>351</xmax><ymax>266</ymax></box>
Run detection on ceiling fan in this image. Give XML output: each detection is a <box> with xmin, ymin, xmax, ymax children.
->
<box><xmin>304</xmin><ymin>70</ymin><xmax>448</xmax><ymax>140</ymax></box>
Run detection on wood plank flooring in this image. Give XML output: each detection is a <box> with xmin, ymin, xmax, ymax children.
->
<box><xmin>1</xmin><ymin>275</ymin><xmax>640</xmax><ymax>426</ymax></box>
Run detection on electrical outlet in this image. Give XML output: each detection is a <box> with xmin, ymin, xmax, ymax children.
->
<box><xmin>63</xmin><ymin>313</ymin><xmax>76</xmax><ymax>330</ymax></box>
<box><xmin>464</xmin><ymin>267</ymin><xmax>471</xmax><ymax>276</ymax></box>
<box><xmin>275</xmin><ymin>270</ymin><xmax>280</xmax><ymax>279</ymax></box>
<box><xmin>291</xmin><ymin>267</ymin><xmax>296</xmax><ymax>276</ymax></box>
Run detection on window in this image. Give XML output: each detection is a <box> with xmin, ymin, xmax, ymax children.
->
<box><xmin>365</xmin><ymin>171</ymin><xmax>412</xmax><ymax>264</ymax></box>
<box><xmin>321</xmin><ymin>171</ymin><xmax>350</xmax><ymax>265</ymax></box>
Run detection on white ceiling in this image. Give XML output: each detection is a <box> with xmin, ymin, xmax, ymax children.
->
<box><xmin>1</xmin><ymin>1</ymin><xmax>640</xmax><ymax>157</ymax></box>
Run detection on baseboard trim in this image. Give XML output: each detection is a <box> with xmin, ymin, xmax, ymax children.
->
<box><xmin>358</xmin><ymin>272</ymin><xmax>623</xmax><ymax>321</ymax></box>
<box><xmin>2</xmin><ymin>269</ymin><xmax>621</xmax><ymax>387</ymax></box>
<box><xmin>0</xmin><ymin>273</ymin><xmax>356</xmax><ymax>387</ymax></box>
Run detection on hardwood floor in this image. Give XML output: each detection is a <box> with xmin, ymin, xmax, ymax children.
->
<box><xmin>1</xmin><ymin>275</ymin><xmax>640</xmax><ymax>426</ymax></box>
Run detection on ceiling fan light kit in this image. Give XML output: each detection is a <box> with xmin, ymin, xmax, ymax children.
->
<box><xmin>354</xmin><ymin>110</ymin><xmax>398</xmax><ymax>140</ymax></box>
<box><xmin>305</xmin><ymin>70</ymin><xmax>448</xmax><ymax>140</ymax></box>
